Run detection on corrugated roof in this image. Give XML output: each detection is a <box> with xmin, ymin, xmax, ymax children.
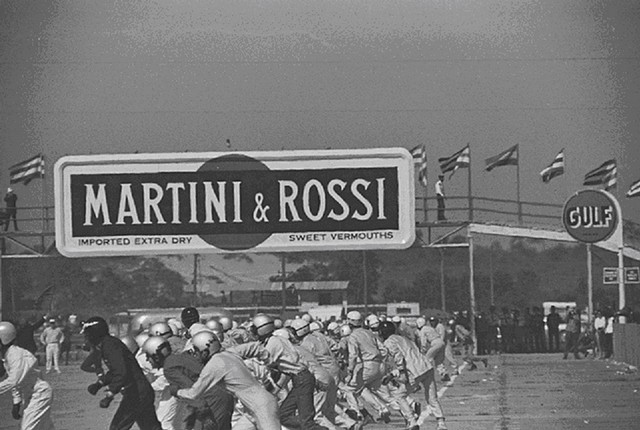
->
<box><xmin>268</xmin><ymin>281</ymin><xmax>349</xmax><ymax>291</ymax></box>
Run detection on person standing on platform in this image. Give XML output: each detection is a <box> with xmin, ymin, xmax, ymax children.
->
<box><xmin>4</xmin><ymin>187</ymin><xmax>18</xmax><ymax>231</ymax></box>
<box><xmin>435</xmin><ymin>175</ymin><xmax>446</xmax><ymax>221</ymax></box>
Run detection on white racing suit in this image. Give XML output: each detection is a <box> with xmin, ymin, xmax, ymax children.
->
<box><xmin>0</xmin><ymin>344</ymin><xmax>55</xmax><ymax>430</ymax></box>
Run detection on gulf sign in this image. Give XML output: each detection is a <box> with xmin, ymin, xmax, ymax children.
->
<box><xmin>54</xmin><ymin>149</ymin><xmax>415</xmax><ymax>257</ymax></box>
<box><xmin>562</xmin><ymin>189</ymin><xmax>619</xmax><ymax>243</ymax></box>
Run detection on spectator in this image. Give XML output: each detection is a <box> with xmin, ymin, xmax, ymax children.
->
<box><xmin>3</xmin><ymin>187</ymin><xmax>18</xmax><ymax>231</ymax></box>
<box><xmin>593</xmin><ymin>310</ymin><xmax>606</xmax><ymax>359</ymax></box>
<box><xmin>40</xmin><ymin>318</ymin><xmax>65</xmax><ymax>373</ymax></box>
<box><xmin>546</xmin><ymin>306</ymin><xmax>561</xmax><ymax>353</ymax></box>
<box><xmin>603</xmin><ymin>309</ymin><xmax>614</xmax><ymax>359</ymax></box>
<box><xmin>563</xmin><ymin>311</ymin><xmax>581</xmax><ymax>360</ymax></box>
<box><xmin>435</xmin><ymin>175</ymin><xmax>446</xmax><ymax>221</ymax></box>
<box><xmin>60</xmin><ymin>320</ymin><xmax>73</xmax><ymax>365</ymax></box>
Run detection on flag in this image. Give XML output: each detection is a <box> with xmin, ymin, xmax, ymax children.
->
<box><xmin>410</xmin><ymin>144</ymin><xmax>428</xmax><ymax>187</ymax></box>
<box><xmin>485</xmin><ymin>144</ymin><xmax>518</xmax><ymax>171</ymax></box>
<box><xmin>583</xmin><ymin>159</ymin><xmax>617</xmax><ymax>190</ymax></box>
<box><xmin>540</xmin><ymin>149</ymin><xmax>565</xmax><ymax>183</ymax></box>
<box><xmin>9</xmin><ymin>153</ymin><xmax>44</xmax><ymax>185</ymax></box>
<box><xmin>438</xmin><ymin>145</ymin><xmax>469</xmax><ymax>178</ymax></box>
<box><xmin>627</xmin><ymin>178</ymin><xmax>640</xmax><ymax>198</ymax></box>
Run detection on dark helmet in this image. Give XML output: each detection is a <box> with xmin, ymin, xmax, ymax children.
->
<box><xmin>81</xmin><ymin>316</ymin><xmax>109</xmax><ymax>344</ymax></box>
<box><xmin>181</xmin><ymin>307</ymin><xmax>200</xmax><ymax>328</ymax></box>
<box><xmin>378</xmin><ymin>321</ymin><xmax>396</xmax><ymax>340</ymax></box>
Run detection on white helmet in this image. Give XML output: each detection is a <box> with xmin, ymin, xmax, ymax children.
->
<box><xmin>347</xmin><ymin>311</ymin><xmax>362</xmax><ymax>327</ymax></box>
<box><xmin>391</xmin><ymin>316</ymin><xmax>401</xmax><ymax>323</ymax></box>
<box><xmin>142</xmin><ymin>336</ymin><xmax>171</xmax><ymax>367</ymax></box>
<box><xmin>252</xmin><ymin>314</ymin><xmax>275</xmax><ymax>337</ymax></box>
<box><xmin>366</xmin><ymin>314</ymin><xmax>380</xmax><ymax>330</ymax></box>
<box><xmin>218</xmin><ymin>316</ymin><xmax>233</xmax><ymax>332</ymax></box>
<box><xmin>189</xmin><ymin>323</ymin><xmax>208</xmax><ymax>337</ymax></box>
<box><xmin>273</xmin><ymin>318</ymin><xmax>283</xmax><ymax>329</ymax></box>
<box><xmin>327</xmin><ymin>321</ymin><xmax>339</xmax><ymax>334</ymax></box>
<box><xmin>191</xmin><ymin>330</ymin><xmax>221</xmax><ymax>355</ymax></box>
<box><xmin>205</xmin><ymin>319</ymin><xmax>222</xmax><ymax>332</ymax></box>
<box><xmin>149</xmin><ymin>321</ymin><xmax>172</xmax><ymax>338</ymax></box>
<box><xmin>301</xmin><ymin>313</ymin><xmax>312</xmax><ymax>322</ymax></box>
<box><xmin>290</xmin><ymin>318</ymin><xmax>310</xmax><ymax>338</ymax></box>
<box><xmin>135</xmin><ymin>332</ymin><xmax>150</xmax><ymax>348</ymax></box>
<box><xmin>0</xmin><ymin>321</ymin><xmax>17</xmax><ymax>345</ymax></box>
<box><xmin>339</xmin><ymin>324</ymin><xmax>352</xmax><ymax>338</ymax></box>
<box><xmin>309</xmin><ymin>321</ymin><xmax>322</xmax><ymax>333</ymax></box>
<box><xmin>415</xmin><ymin>317</ymin><xmax>426</xmax><ymax>329</ymax></box>
<box><xmin>119</xmin><ymin>335</ymin><xmax>139</xmax><ymax>354</ymax></box>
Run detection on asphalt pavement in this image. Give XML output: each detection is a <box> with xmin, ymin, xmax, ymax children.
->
<box><xmin>368</xmin><ymin>353</ymin><xmax>640</xmax><ymax>430</ymax></box>
<box><xmin>1</xmin><ymin>352</ymin><xmax>639</xmax><ymax>430</ymax></box>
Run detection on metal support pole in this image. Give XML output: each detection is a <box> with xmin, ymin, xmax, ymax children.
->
<box><xmin>281</xmin><ymin>254</ymin><xmax>287</xmax><ymax>315</ymax></box>
<box><xmin>468</xmin><ymin>233</ymin><xmax>477</xmax><ymax>355</ymax></box>
<box><xmin>587</xmin><ymin>244</ymin><xmax>593</xmax><ymax>326</ymax></box>
<box><xmin>363</xmin><ymin>250</ymin><xmax>368</xmax><ymax>314</ymax></box>
<box><xmin>439</xmin><ymin>249</ymin><xmax>446</xmax><ymax>312</ymax></box>
<box><xmin>618</xmin><ymin>246</ymin><xmax>626</xmax><ymax>323</ymax></box>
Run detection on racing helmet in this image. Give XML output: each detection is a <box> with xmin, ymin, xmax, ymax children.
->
<box><xmin>290</xmin><ymin>318</ymin><xmax>310</xmax><ymax>338</ymax></box>
<box><xmin>142</xmin><ymin>336</ymin><xmax>172</xmax><ymax>367</ymax></box>
<box><xmin>347</xmin><ymin>311</ymin><xmax>362</xmax><ymax>327</ymax></box>
<box><xmin>149</xmin><ymin>321</ymin><xmax>172</xmax><ymax>338</ymax></box>
<box><xmin>339</xmin><ymin>324</ymin><xmax>352</xmax><ymax>338</ymax></box>
<box><xmin>252</xmin><ymin>314</ymin><xmax>275</xmax><ymax>337</ymax></box>
<box><xmin>366</xmin><ymin>314</ymin><xmax>380</xmax><ymax>330</ymax></box>
<box><xmin>0</xmin><ymin>321</ymin><xmax>17</xmax><ymax>345</ymax></box>
<box><xmin>415</xmin><ymin>317</ymin><xmax>426</xmax><ymax>329</ymax></box>
<box><xmin>181</xmin><ymin>307</ymin><xmax>200</xmax><ymax>328</ymax></box>
<box><xmin>135</xmin><ymin>332</ymin><xmax>151</xmax><ymax>348</ymax></box>
<box><xmin>191</xmin><ymin>330</ymin><xmax>221</xmax><ymax>355</ymax></box>
<box><xmin>81</xmin><ymin>316</ymin><xmax>109</xmax><ymax>344</ymax></box>
<box><xmin>327</xmin><ymin>321</ymin><xmax>339</xmax><ymax>335</ymax></box>
<box><xmin>218</xmin><ymin>316</ymin><xmax>233</xmax><ymax>332</ymax></box>
<box><xmin>378</xmin><ymin>321</ymin><xmax>396</xmax><ymax>340</ymax></box>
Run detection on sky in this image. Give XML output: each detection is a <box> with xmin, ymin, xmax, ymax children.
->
<box><xmin>1</xmin><ymin>0</ymin><xmax>639</xmax><ymax>232</ymax></box>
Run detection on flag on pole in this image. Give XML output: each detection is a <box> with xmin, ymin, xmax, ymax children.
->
<box><xmin>540</xmin><ymin>149</ymin><xmax>565</xmax><ymax>183</ymax></box>
<box><xmin>9</xmin><ymin>153</ymin><xmax>45</xmax><ymax>185</ymax></box>
<box><xmin>438</xmin><ymin>145</ymin><xmax>470</xmax><ymax>178</ymax></box>
<box><xmin>583</xmin><ymin>159</ymin><xmax>617</xmax><ymax>190</ymax></box>
<box><xmin>410</xmin><ymin>144</ymin><xmax>428</xmax><ymax>187</ymax></box>
<box><xmin>626</xmin><ymin>178</ymin><xmax>640</xmax><ymax>198</ymax></box>
<box><xmin>485</xmin><ymin>144</ymin><xmax>518</xmax><ymax>171</ymax></box>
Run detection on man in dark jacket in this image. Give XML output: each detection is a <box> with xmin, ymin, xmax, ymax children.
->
<box><xmin>81</xmin><ymin>316</ymin><xmax>161</xmax><ymax>430</ymax></box>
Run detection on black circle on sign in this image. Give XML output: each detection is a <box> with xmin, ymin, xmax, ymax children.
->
<box><xmin>197</xmin><ymin>154</ymin><xmax>272</xmax><ymax>251</ymax></box>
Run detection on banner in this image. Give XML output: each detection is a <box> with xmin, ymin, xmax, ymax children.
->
<box><xmin>54</xmin><ymin>149</ymin><xmax>415</xmax><ymax>257</ymax></box>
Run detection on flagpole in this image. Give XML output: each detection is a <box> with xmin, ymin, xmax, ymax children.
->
<box><xmin>468</xmin><ymin>145</ymin><xmax>473</xmax><ymax>221</ymax></box>
<box><xmin>516</xmin><ymin>146</ymin><xmax>522</xmax><ymax>224</ymax></box>
<box><xmin>41</xmin><ymin>154</ymin><xmax>46</xmax><ymax>252</ymax></box>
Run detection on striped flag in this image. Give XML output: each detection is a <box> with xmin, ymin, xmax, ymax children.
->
<box><xmin>583</xmin><ymin>159</ymin><xmax>617</xmax><ymax>191</ymax></box>
<box><xmin>410</xmin><ymin>144</ymin><xmax>428</xmax><ymax>187</ymax></box>
<box><xmin>540</xmin><ymin>149</ymin><xmax>565</xmax><ymax>183</ymax></box>
<box><xmin>9</xmin><ymin>154</ymin><xmax>45</xmax><ymax>185</ymax></box>
<box><xmin>627</xmin><ymin>179</ymin><xmax>640</xmax><ymax>198</ymax></box>
<box><xmin>438</xmin><ymin>145</ymin><xmax>470</xmax><ymax>179</ymax></box>
<box><xmin>485</xmin><ymin>144</ymin><xmax>518</xmax><ymax>171</ymax></box>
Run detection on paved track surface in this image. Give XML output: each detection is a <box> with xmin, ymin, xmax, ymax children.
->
<box><xmin>2</xmin><ymin>353</ymin><xmax>639</xmax><ymax>430</ymax></box>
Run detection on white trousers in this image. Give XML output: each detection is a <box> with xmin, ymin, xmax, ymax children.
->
<box><xmin>21</xmin><ymin>378</ymin><xmax>55</xmax><ymax>430</ymax></box>
<box><xmin>45</xmin><ymin>344</ymin><xmax>60</xmax><ymax>372</ymax></box>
